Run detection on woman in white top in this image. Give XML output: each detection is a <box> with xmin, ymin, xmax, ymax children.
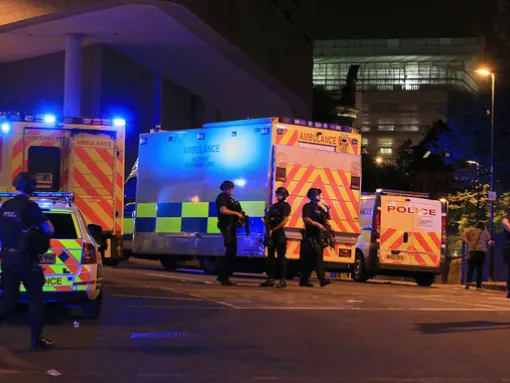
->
<box><xmin>462</xmin><ymin>221</ymin><xmax>491</xmax><ymax>290</ymax></box>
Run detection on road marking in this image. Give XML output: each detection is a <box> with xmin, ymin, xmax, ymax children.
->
<box><xmin>111</xmin><ymin>293</ymin><xmax>201</xmax><ymax>301</ymax></box>
<box><xmin>420</xmin><ymin>296</ymin><xmax>507</xmax><ymax>310</ymax></box>
<box><xmin>114</xmin><ymin>304</ymin><xmax>227</xmax><ymax>310</ymax></box>
<box><xmin>161</xmin><ymin>287</ymin><xmax>239</xmax><ymax>308</ymax></box>
<box><xmin>234</xmin><ymin>306</ymin><xmax>510</xmax><ymax>311</ymax></box>
<box><xmin>145</xmin><ymin>272</ymin><xmax>213</xmax><ymax>284</ymax></box>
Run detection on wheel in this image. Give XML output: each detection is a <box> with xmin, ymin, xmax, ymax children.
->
<box><xmin>352</xmin><ymin>252</ymin><xmax>369</xmax><ymax>282</ymax></box>
<box><xmin>200</xmin><ymin>257</ymin><xmax>221</xmax><ymax>275</ymax></box>
<box><xmin>415</xmin><ymin>273</ymin><xmax>435</xmax><ymax>287</ymax></box>
<box><xmin>160</xmin><ymin>257</ymin><xmax>177</xmax><ymax>271</ymax></box>
<box><xmin>82</xmin><ymin>291</ymin><xmax>103</xmax><ymax>320</ymax></box>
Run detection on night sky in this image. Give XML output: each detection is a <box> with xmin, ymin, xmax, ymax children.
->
<box><xmin>315</xmin><ymin>0</ymin><xmax>499</xmax><ymax>39</ymax></box>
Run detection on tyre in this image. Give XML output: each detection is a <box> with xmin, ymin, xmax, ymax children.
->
<box><xmin>200</xmin><ymin>257</ymin><xmax>221</xmax><ymax>275</ymax></box>
<box><xmin>415</xmin><ymin>273</ymin><xmax>435</xmax><ymax>287</ymax></box>
<box><xmin>160</xmin><ymin>257</ymin><xmax>177</xmax><ymax>271</ymax></box>
<box><xmin>352</xmin><ymin>252</ymin><xmax>369</xmax><ymax>282</ymax></box>
<box><xmin>82</xmin><ymin>290</ymin><xmax>103</xmax><ymax>320</ymax></box>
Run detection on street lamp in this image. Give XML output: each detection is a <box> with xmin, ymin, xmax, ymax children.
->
<box><xmin>476</xmin><ymin>67</ymin><xmax>496</xmax><ymax>280</ymax></box>
<box><xmin>375</xmin><ymin>157</ymin><xmax>383</xmax><ymax>165</ymax></box>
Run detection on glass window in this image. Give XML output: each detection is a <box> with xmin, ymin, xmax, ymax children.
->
<box><xmin>378</xmin><ymin>126</ymin><xmax>395</xmax><ymax>131</ymax></box>
<box><xmin>361</xmin><ymin>138</ymin><xmax>369</xmax><ymax>146</ymax></box>
<box><xmin>380</xmin><ymin>148</ymin><xmax>393</xmax><ymax>155</ymax></box>
<box><xmin>44</xmin><ymin>213</ymin><xmax>78</xmax><ymax>239</ymax></box>
<box><xmin>378</xmin><ymin>138</ymin><xmax>393</xmax><ymax>147</ymax></box>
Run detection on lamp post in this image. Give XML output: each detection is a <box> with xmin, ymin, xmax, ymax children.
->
<box><xmin>475</xmin><ymin>68</ymin><xmax>496</xmax><ymax>281</ymax></box>
<box><xmin>466</xmin><ymin>160</ymin><xmax>481</xmax><ymax>221</ymax></box>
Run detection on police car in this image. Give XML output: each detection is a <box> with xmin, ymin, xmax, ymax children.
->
<box><xmin>0</xmin><ymin>192</ymin><xmax>103</xmax><ymax>319</ymax></box>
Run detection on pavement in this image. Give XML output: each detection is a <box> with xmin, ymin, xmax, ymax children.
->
<box><xmin>2</xmin><ymin>259</ymin><xmax>510</xmax><ymax>382</ymax></box>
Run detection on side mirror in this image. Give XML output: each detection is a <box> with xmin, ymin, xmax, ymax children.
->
<box><xmin>87</xmin><ymin>223</ymin><xmax>103</xmax><ymax>235</ymax></box>
<box><xmin>87</xmin><ymin>223</ymin><xmax>106</xmax><ymax>247</ymax></box>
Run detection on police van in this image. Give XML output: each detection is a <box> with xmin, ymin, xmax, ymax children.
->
<box><xmin>353</xmin><ymin>189</ymin><xmax>447</xmax><ymax>286</ymax></box>
<box><xmin>0</xmin><ymin>192</ymin><xmax>104</xmax><ymax>319</ymax></box>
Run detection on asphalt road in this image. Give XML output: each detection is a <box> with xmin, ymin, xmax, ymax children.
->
<box><xmin>2</xmin><ymin>259</ymin><xmax>510</xmax><ymax>382</ymax></box>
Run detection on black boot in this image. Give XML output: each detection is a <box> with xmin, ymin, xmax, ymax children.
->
<box><xmin>260</xmin><ymin>279</ymin><xmax>275</xmax><ymax>287</ymax></box>
<box><xmin>299</xmin><ymin>281</ymin><xmax>314</xmax><ymax>287</ymax></box>
<box><xmin>276</xmin><ymin>280</ymin><xmax>287</xmax><ymax>288</ymax></box>
<box><xmin>320</xmin><ymin>279</ymin><xmax>332</xmax><ymax>287</ymax></box>
<box><xmin>31</xmin><ymin>336</ymin><xmax>54</xmax><ymax>349</ymax></box>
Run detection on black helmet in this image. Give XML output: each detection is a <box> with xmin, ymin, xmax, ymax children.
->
<box><xmin>307</xmin><ymin>187</ymin><xmax>322</xmax><ymax>199</ymax></box>
<box><xmin>13</xmin><ymin>172</ymin><xmax>37</xmax><ymax>194</ymax></box>
<box><xmin>275</xmin><ymin>186</ymin><xmax>289</xmax><ymax>199</ymax></box>
<box><xmin>220</xmin><ymin>180</ymin><xmax>235</xmax><ymax>191</ymax></box>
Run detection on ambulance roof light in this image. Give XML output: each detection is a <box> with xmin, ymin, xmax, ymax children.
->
<box><xmin>279</xmin><ymin>117</ymin><xmax>358</xmax><ymax>134</ymax></box>
<box><xmin>1</xmin><ymin>122</ymin><xmax>10</xmax><ymax>134</ymax></box>
<box><xmin>113</xmin><ymin>118</ymin><xmax>126</xmax><ymax>127</ymax></box>
<box><xmin>43</xmin><ymin>114</ymin><xmax>56</xmax><ymax>124</ymax></box>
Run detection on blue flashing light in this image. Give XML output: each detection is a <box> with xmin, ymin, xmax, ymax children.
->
<box><xmin>43</xmin><ymin>114</ymin><xmax>56</xmax><ymax>124</ymax></box>
<box><xmin>0</xmin><ymin>192</ymin><xmax>17</xmax><ymax>198</ymax></box>
<box><xmin>113</xmin><ymin>118</ymin><xmax>126</xmax><ymax>127</ymax></box>
<box><xmin>33</xmin><ymin>192</ymin><xmax>73</xmax><ymax>198</ymax></box>
<box><xmin>1</xmin><ymin>122</ymin><xmax>10</xmax><ymax>134</ymax></box>
<box><xmin>234</xmin><ymin>178</ymin><xmax>247</xmax><ymax>188</ymax></box>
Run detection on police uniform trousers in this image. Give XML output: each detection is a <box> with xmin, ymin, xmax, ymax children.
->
<box><xmin>218</xmin><ymin>224</ymin><xmax>237</xmax><ymax>281</ymax></box>
<box><xmin>266</xmin><ymin>231</ymin><xmax>287</xmax><ymax>280</ymax></box>
<box><xmin>0</xmin><ymin>250</ymin><xmax>45</xmax><ymax>339</ymax></box>
<box><xmin>299</xmin><ymin>236</ymin><xmax>326</xmax><ymax>284</ymax></box>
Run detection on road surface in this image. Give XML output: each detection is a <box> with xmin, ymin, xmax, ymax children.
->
<box><xmin>1</xmin><ymin>259</ymin><xmax>510</xmax><ymax>382</ymax></box>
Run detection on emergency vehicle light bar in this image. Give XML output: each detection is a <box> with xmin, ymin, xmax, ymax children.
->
<box><xmin>0</xmin><ymin>112</ymin><xmax>126</xmax><ymax>127</ymax></box>
<box><xmin>279</xmin><ymin>117</ymin><xmax>357</xmax><ymax>134</ymax></box>
<box><xmin>375</xmin><ymin>189</ymin><xmax>430</xmax><ymax>198</ymax></box>
<box><xmin>0</xmin><ymin>192</ymin><xmax>74</xmax><ymax>199</ymax></box>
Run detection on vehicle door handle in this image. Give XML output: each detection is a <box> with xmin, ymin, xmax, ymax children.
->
<box><xmin>403</xmin><ymin>232</ymin><xmax>409</xmax><ymax>243</ymax></box>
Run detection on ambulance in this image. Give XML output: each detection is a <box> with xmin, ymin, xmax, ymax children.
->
<box><xmin>0</xmin><ymin>112</ymin><xmax>126</xmax><ymax>263</ymax></box>
<box><xmin>354</xmin><ymin>189</ymin><xmax>447</xmax><ymax>286</ymax></box>
<box><xmin>131</xmin><ymin>117</ymin><xmax>362</xmax><ymax>275</ymax></box>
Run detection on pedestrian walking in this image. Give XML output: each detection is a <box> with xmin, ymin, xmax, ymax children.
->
<box><xmin>0</xmin><ymin>172</ymin><xmax>55</xmax><ymax>348</ymax></box>
<box><xmin>462</xmin><ymin>221</ymin><xmax>491</xmax><ymax>291</ymax></box>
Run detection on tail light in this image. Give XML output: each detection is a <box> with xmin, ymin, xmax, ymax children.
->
<box><xmin>82</xmin><ymin>242</ymin><xmax>97</xmax><ymax>264</ymax></box>
<box><xmin>441</xmin><ymin>216</ymin><xmax>447</xmax><ymax>244</ymax></box>
<box><xmin>375</xmin><ymin>210</ymin><xmax>381</xmax><ymax>238</ymax></box>
<box><xmin>116</xmin><ymin>233</ymin><xmax>123</xmax><ymax>256</ymax></box>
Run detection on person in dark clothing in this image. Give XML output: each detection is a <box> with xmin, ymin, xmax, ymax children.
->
<box><xmin>0</xmin><ymin>172</ymin><xmax>55</xmax><ymax>349</ymax></box>
<box><xmin>501</xmin><ymin>209</ymin><xmax>510</xmax><ymax>298</ymax></box>
<box><xmin>462</xmin><ymin>221</ymin><xmax>491</xmax><ymax>291</ymax></box>
<box><xmin>299</xmin><ymin>187</ymin><xmax>332</xmax><ymax>288</ymax></box>
<box><xmin>260</xmin><ymin>187</ymin><xmax>292</xmax><ymax>288</ymax></box>
<box><xmin>215</xmin><ymin>180</ymin><xmax>244</xmax><ymax>286</ymax></box>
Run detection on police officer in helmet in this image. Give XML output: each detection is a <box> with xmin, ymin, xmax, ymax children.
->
<box><xmin>215</xmin><ymin>180</ymin><xmax>243</xmax><ymax>286</ymax></box>
<box><xmin>0</xmin><ymin>172</ymin><xmax>55</xmax><ymax>349</ymax></box>
<box><xmin>300</xmin><ymin>187</ymin><xmax>332</xmax><ymax>287</ymax></box>
<box><xmin>260</xmin><ymin>186</ymin><xmax>291</xmax><ymax>288</ymax></box>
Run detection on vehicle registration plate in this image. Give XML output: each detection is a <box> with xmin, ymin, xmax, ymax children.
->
<box><xmin>39</xmin><ymin>253</ymin><xmax>56</xmax><ymax>264</ymax></box>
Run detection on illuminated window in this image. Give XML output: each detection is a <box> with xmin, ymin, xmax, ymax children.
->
<box><xmin>380</xmin><ymin>148</ymin><xmax>393</xmax><ymax>155</ymax></box>
<box><xmin>401</xmin><ymin>126</ymin><xmax>420</xmax><ymax>132</ymax></box>
<box><xmin>378</xmin><ymin>138</ymin><xmax>393</xmax><ymax>147</ymax></box>
<box><xmin>378</xmin><ymin>126</ymin><xmax>395</xmax><ymax>131</ymax></box>
<box><xmin>362</xmin><ymin>138</ymin><xmax>369</xmax><ymax>146</ymax></box>
<box><xmin>361</xmin><ymin>127</ymin><xmax>371</xmax><ymax>132</ymax></box>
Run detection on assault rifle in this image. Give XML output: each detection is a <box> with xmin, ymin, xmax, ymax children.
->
<box><xmin>319</xmin><ymin>204</ymin><xmax>335</xmax><ymax>250</ymax></box>
<box><xmin>232</xmin><ymin>200</ymin><xmax>250</xmax><ymax>235</ymax></box>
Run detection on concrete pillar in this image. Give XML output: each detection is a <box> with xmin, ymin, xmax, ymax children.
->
<box><xmin>64</xmin><ymin>34</ymin><xmax>83</xmax><ymax>117</ymax></box>
<box><xmin>153</xmin><ymin>72</ymin><xmax>163</xmax><ymax>128</ymax></box>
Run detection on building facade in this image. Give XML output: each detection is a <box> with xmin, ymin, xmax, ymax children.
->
<box><xmin>313</xmin><ymin>37</ymin><xmax>487</xmax><ymax>164</ymax></box>
<box><xmin>0</xmin><ymin>0</ymin><xmax>314</xmax><ymax>175</ymax></box>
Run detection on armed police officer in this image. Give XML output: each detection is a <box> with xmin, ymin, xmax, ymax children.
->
<box><xmin>216</xmin><ymin>180</ymin><xmax>245</xmax><ymax>286</ymax></box>
<box><xmin>0</xmin><ymin>172</ymin><xmax>55</xmax><ymax>349</ymax></box>
<box><xmin>260</xmin><ymin>187</ymin><xmax>291</xmax><ymax>288</ymax></box>
<box><xmin>299</xmin><ymin>187</ymin><xmax>332</xmax><ymax>287</ymax></box>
